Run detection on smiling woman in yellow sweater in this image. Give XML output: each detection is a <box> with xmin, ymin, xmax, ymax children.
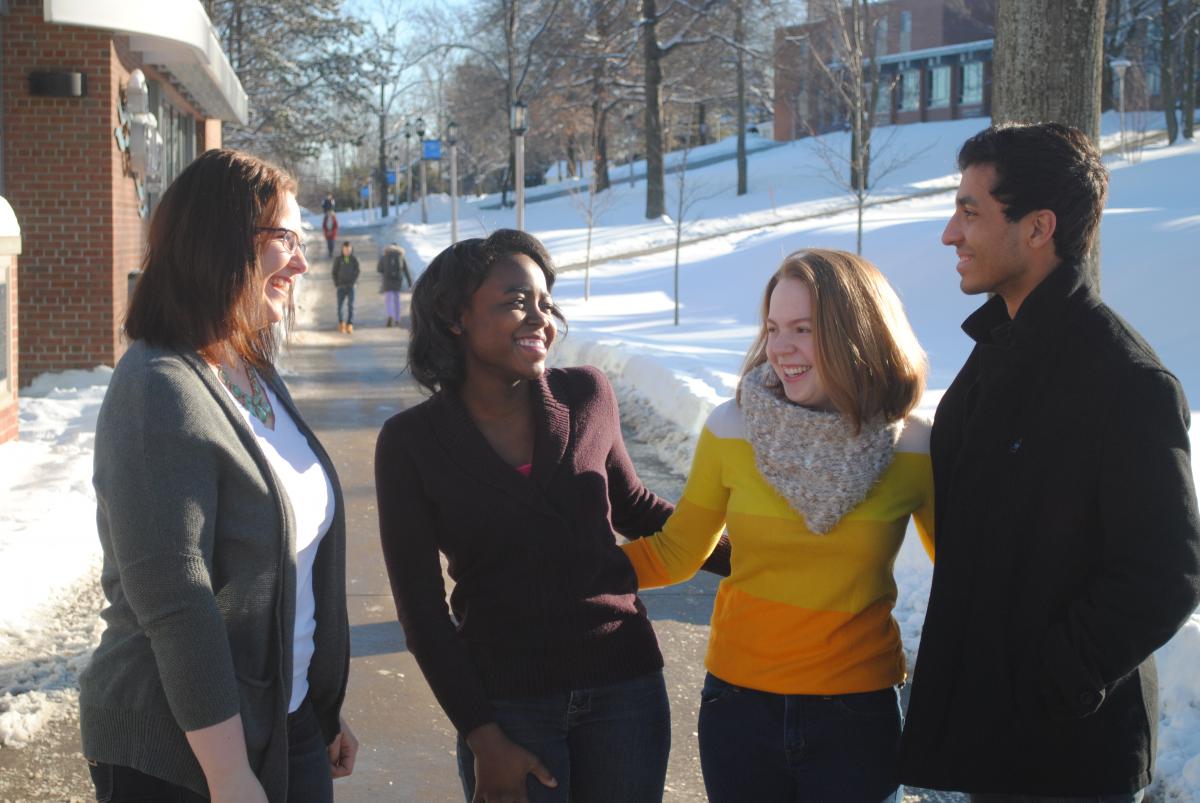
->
<box><xmin>622</xmin><ymin>249</ymin><xmax>934</xmax><ymax>803</ymax></box>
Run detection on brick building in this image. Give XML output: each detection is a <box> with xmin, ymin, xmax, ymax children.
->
<box><xmin>0</xmin><ymin>0</ymin><xmax>245</xmax><ymax>442</ymax></box>
<box><xmin>774</xmin><ymin>0</ymin><xmax>994</xmax><ymax>141</ymax></box>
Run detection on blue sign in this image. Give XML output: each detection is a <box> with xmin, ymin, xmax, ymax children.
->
<box><xmin>422</xmin><ymin>139</ymin><xmax>442</xmax><ymax>160</ymax></box>
<box><xmin>360</xmin><ymin>184</ymin><xmax>369</xmax><ymax>199</ymax></box>
<box><xmin>386</xmin><ymin>169</ymin><xmax>397</xmax><ymax>185</ymax></box>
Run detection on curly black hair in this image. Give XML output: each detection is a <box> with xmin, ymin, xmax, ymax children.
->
<box><xmin>407</xmin><ymin>229</ymin><xmax>567</xmax><ymax>393</ymax></box>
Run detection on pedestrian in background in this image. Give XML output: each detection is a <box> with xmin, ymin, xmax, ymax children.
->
<box><xmin>81</xmin><ymin>148</ymin><xmax>356</xmax><ymax>802</ymax></box>
<box><xmin>900</xmin><ymin>122</ymin><xmax>1200</xmax><ymax>800</ymax></box>
<box><xmin>377</xmin><ymin>242</ymin><xmax>412</xmax><ymax>328</ymax></box>
<box><xmin>375</xmin><ymin>229</ymin><xmax>729</xmax><ymax>803</ymax></box>
<box><xmin>321</xmin><ymin>192</ymin><xmax>334</xmax><ymax>215</ymax></box>
<box><xmin>622</xmin><ymin>248</ymin><xmax>932</xmax><ymax>802</ymax></box>
<box><xmin>332</xmin><ymin>240</ymin><xmax>360</xmax><ymax>334</ymax></box>
<box><xmin>322</xmin><ymin>211</ymin><xmax>338</xmax><ymax>258</ymax></box>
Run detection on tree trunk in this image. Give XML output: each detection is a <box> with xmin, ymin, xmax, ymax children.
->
<box><xmin>1184</xmin><ymin>0</ymin><xmax>1197</xmax><ymax>139</ymax></box>
<box><xmin>567</xmin><ymin>133</ymin><xmax>578</xmax><ymax>178</ymax></box>
<box><xmin>735</xmin><ymin>0</ymin><xmax>748</xmax><ymax>195</ymax></box>
<box><xmin>993</xmin><ymin>0</ymin><xmax>1107</xmax><ymax>287</ymax></box>
<box><xmin>643</xmin><ymin>0</ymin><xmax>666</xmax><ymax>219</ymax></box>
<box><xmin>1162</xmin><ymin>0</ymin><xmax>1179</xmax><ymax>143</ymax></box>
<box><xmin>595</xmin><ymin>107</ymin><xmax>611</xmax><ymax>192</ymax></box>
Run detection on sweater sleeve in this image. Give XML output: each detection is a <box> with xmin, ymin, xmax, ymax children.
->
<box><xmin>375</xmin><ymin>417</ymin><xmax>495</xmax><ymax>736</ymax></box>
<box><xmin>93</xmin><ymin>364</ymin><xmax>240</xmax><ymax>732</ymax></box>
<box><xmin>622</xmin><ymin>426</ymin><xmax>731</xmax><ymax>588</ymax></box>
<box><xmin>1027</xmin><ymin>368</ymin><xmax>1200</xmax><ymax>718</ymax></box>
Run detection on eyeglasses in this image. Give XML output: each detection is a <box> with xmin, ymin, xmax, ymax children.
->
<box><xmin>256</xmin><ymin>227</ymin><xmax>307</xmax><ymax>257</ymax></box>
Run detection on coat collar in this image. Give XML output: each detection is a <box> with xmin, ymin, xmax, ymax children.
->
<box><xmin>428</xmin><ymin>371</ymin><xmax>571</xmax><ymax>513</ymax></box>
<box><xmin>961</xmin><ymin>260</ymin><xmax>1093</xmax><ymax>349</ymax></box>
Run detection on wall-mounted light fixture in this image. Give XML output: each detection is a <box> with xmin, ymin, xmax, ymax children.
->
<box><xmin>29</xmin><ymin>71</ymin><xmax>87</xmax><ymax>98</ymax></box>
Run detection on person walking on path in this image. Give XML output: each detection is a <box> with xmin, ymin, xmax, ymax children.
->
<box><xmin>621</xmin><ymin>249</ymin><xmax>933</xmax><ymax>802</ymax></box>
<box><xmin>81</xmin><ymin>148</ymin><xmax>357</xmax><ymax>803</ymax></box>
<box><xmin>322</xmin><ymin>192</ymin><xmax>335</xmax><ymax>215</ymax></box>
<box><xmin>322</xmin><ymin>211</ymin><xmax>338</xmax><ymax>258</ymax></box>
<box><xmin>332</xmin><ymin>241</ymin><xmax>360</xmax><ymax>334</ymax></box>
<box><xmin>899</xmin><ymin>122</ymin><xmax>1200</xmax><ymax>800</ymax></box>
<box><xmin>374</xmin><ymin>229</ymin><xmax>729</xmax><ymax>803</ymax></box>
<box><xmin>377</xmin><ymin>242</ymin><xmax>412</xmax><ymax>328</ymax></box>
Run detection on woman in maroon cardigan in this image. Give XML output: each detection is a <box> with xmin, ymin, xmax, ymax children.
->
<box><xmin>375</xmin><ymin>230</ymin><xmax>725</xmax><ymax>803</ymax></box>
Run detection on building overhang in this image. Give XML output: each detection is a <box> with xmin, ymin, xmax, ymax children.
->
<box><xmin>42</xmin><ymin>0</ymin><xmax>248</xmax><ymax>125</ymax></box>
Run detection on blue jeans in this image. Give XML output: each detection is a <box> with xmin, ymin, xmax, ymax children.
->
<box><xmin>336</xmin><ymin>286</ymin><xmax>355</xmax><ymax>324</ymax></box>
<box><xmin>970</xmin><ymin>793</ymin><xmax>1146</xmax><ymax>803</ymax></box>
<box><xmin>456</xmin><ymin>670</ymin><xmax>671</xmax><ymax>803</ymax></box>
<box><xmin>86</xmin><ymin>699</ymin><xmax>332</xmax><ymax>803</ymax></box>
<box><xmin>697</xmin><ymin>672</ymin><xmax>902</xmax><ymax>803</ymax></box>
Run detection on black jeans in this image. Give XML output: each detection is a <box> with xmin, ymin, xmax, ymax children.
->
<box><xmin>87</xmin><ymin>699</ymin><xmax>333</xmax><ymax>803</ymax></box>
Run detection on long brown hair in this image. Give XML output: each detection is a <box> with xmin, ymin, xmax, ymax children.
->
<box><xmin>124</xmin><ymin>149</ymin><xmax>296</xmax><ymax>368</ymax></box>
<box><xmin>738</xmin><ymin>248</ymin><xmax>927</xmax><ymax>432</ymax></box>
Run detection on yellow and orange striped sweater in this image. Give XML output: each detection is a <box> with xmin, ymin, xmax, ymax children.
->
<box><xmin>622</xmin><ymin>399</ymin><xmax>934</xmax><ymax>695</ymax></box>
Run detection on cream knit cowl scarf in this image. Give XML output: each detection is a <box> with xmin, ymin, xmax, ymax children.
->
<box><xmin>739</xmin><ymin>363</ymin><xmax>902</xmax><ymax>534</ymax></box>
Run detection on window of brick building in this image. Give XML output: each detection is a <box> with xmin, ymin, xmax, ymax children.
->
<box><xmin>0</xmin><ymin>262</ymin><xmax>9</xmax><ymax>394</ymax></box>
<box><xmin>899</xmin><ymin>11</ymin><xmax>912</xmax><ymax>53</ymax></box>
<box><xmin>960</xmin><ymin>62</ymin><xmax>984</xmax><ymax>104</ymax></box>
<box><xmin>875</xmin><ymin>16</ymin><xmax>889</xmax><ymax>57</ymax></box>
<box><xmin>928</xmin><ymin>65</ymin><xmax>951</xmax><ymax>108</ymax></box>
<box><xmin>900</xmin><ymin>69</ymin><xmax>921</xmax><ymax>111</ymax></box>
<box><xmin>145</xmin><ymin>80</ymin><xmax>197</xmax><ymax>211</ymax></box>
<box><xmin>875</xmin><ymin>77</ymin><xmax>893</xmax><ymax>117</ymax></box>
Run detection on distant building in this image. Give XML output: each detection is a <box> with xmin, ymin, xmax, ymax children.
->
<box><xmin>0</xmin><ymin>0</ymin><xmax>245</xmax><ymax>442</ymax></box>
<box><xmin>774</xmin><ymin>0</ymin><xmax>995</xmax><ymax>141</ymax></box>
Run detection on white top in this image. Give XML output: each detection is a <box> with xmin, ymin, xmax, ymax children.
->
<box><xmin>214</xmin><ymin>368</ymin><xmax>335</xmax><ymax>712</ymax></box>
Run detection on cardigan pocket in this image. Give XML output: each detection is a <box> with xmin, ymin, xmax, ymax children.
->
<box><xmin>235</xmin><ymin>672</ymin><xmax>275</xmax><ymax>753</ymax></box>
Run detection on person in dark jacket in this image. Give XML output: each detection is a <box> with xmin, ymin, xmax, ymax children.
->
<box><xmin>331</xmin><ymin>241</ymin><xmax>360</xmax><ymax>334</ymax></box>
<box><xmin>375</xmin><ymin>230</ymin><xmax>729</xmax><ymax>803</ymax></box>
<box><xmin>376</xmin><ymin>242</ymin><xmax>412</xmax><ymax>328</ymax></box>
<box><xmin>899</xmin><ymin>122</ymin><xmax>1200</xmax><ymax>800</ymax></box>
<box><xmin>322</xmin><ymin>211</ymin><xmax>338</xmax><ymax>258</ymax></box>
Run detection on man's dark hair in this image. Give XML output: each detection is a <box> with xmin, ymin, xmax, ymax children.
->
<box><xmin>125</xmin><ymin>148</ymin><xmax>295</xmax><ymax>368</ymax></box>
<box><xmin>408</xmin><ymin>229</ymin><xmax>566</xmax><ymax>393</ymax></box>
<box><xmin>957</xmin><ymin>122</ymin><xmax>1109</xmax><ymax>266</ymax></box>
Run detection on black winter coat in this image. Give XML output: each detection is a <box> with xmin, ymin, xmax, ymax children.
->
<box><xmin>331</xmin><ymin>255</ymin><xmax>359</xmax><ymax>288</ymax></box>
<box><xmin>899</xmin><ymin>263</ymin><xmax>1200</xmax><ymax>795</ymax></box>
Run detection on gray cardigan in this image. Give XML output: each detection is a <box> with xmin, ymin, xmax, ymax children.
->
<box><xmin>80</xmin><ymin>340</ymin><xmax>349</xmax><ymax>801</ymax></box>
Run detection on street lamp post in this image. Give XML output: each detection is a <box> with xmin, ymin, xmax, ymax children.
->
<box><xmin>416</xmin><ymin>116</ymin><xmax>428</xmax><ymax>225</ymax></box>
<box><xmin>1111</xmin><ymin>58</ymin><xmax>1132</xmax><ymax>158</ymax></box>
<box><xmin>378</xmin><ymin>82</ymin><xmax>389</xmax><ymax>218</ymax></box>
<box><xmin>510</xmin><ymin>101</ymin><xmax>528</xmax><ymax>231</ymax></box>
<box><xmin>448</xmin><ymin>121</ymin><xmax>459</xmax><ymax>244</ymax></box>
<box><xmin>404</xmin><ymin>120</ymin><xmax>414</xmax><ymax>206</ymax></box>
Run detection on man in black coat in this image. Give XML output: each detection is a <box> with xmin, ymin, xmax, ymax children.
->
<box><xmin>899</xmin><ymin>122</ymin><xmax>1200</xmax><ymax>800</ymax></box>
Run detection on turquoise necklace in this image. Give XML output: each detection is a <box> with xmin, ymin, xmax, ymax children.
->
<box><xmin>218</xmin><ymin>362</ymin><xmax>275</xmax><ymax>429</ymax></box>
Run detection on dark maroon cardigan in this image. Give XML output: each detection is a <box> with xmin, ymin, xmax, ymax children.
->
<box><xmin>376</xmin><ymin>366</ymin><xmax>726</xmax><ymax>736</ymax></box>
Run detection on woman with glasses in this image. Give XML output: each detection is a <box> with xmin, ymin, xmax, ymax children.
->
<box><xmin>81</xmin><ymin>149</ymin><xmax>356</xmax><ymax>803</ymax></box>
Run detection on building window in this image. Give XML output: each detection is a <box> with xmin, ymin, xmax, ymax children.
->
<box><xmin>960</xmin><ymin>62</ymin><xmax>983</xmax><ymax>105</ymax></box>
<box><xmin>928</xmin><ymin>66</ymin><xmax>951</xmax><ymax>108</ymax></box>
<box><xmin>0</xmin><ymin>262</ymin><xmax>9</xmax><ymax>394</ymax></box>
<box><xmin>875</xmin><ymin>16</ymin><xmax>889</xmax><ymax>57</ymax></box>
<box><xmin>900</xmin><ymin>69</ymin><xmax>921</xmax><ymax>111</ymax></box>
<box><xmin>874</xmin><ymin>78</ymin><xmax>893</xmax><ymax>117</ymax></box>
<box><xmin>899</xmin><ymin>11</ymin><xmax>912</xmax><ymax>52</ymax></box>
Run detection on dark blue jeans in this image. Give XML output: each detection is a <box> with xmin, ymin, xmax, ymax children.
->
<box><xmin>970</xmin><ymin>793</ymin><xmax>1146</xmax><ymax>803</ymax></box>
<box><xmin>456</xmin><ymin>670</ymin><xmax>671</xmax><ymax>803</ymax></box>
<box><xmin>86</xmin><ymin>699</ymin><xmax>332</xmax><ymax>803</ymax></box>
<box><xmin>697</xmin><ymin>672</ymin><xmax>902</xmax><ymax>803</ymax></box>
<box><xmin>336</xmin><ymin>286</ymin><xmax>355</xmax><ymax>324</ymax></box>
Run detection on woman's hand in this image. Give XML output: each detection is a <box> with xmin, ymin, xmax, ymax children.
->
<box><xmin>328</xmin><ymin>716</ymin><xmax>359</xmax><ymax>778</ymax></box>
<box><xmin>466</xmin><ymin>723</ymin><xmax>557</xmax><ymax>803</ymax></box>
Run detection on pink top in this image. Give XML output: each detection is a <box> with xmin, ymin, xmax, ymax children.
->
<box><xmin>514</xmin><ymin>463</ymin><xmax>532</xmax><ymax>477</ymax></box>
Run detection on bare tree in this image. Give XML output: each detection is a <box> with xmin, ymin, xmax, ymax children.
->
<box><xmin>667</xmin><ymin>108</ymin><xmax>722</xmax><ymax>325</ymax></box>
<box><xmin>639</xmin><ymin>0</ymin><xmax>721</xmax><ymax>219</ymax></box>
<box><xmin>567</xmin><ymin>119</ymin><xmax>619</xmax><ymax>299</ymax></box>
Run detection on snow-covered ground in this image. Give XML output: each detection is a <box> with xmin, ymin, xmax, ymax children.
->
<box><xmin>3</xmin><ymin>111</ymin><xmax>1199</xmax><ymax>796</ymax></box>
